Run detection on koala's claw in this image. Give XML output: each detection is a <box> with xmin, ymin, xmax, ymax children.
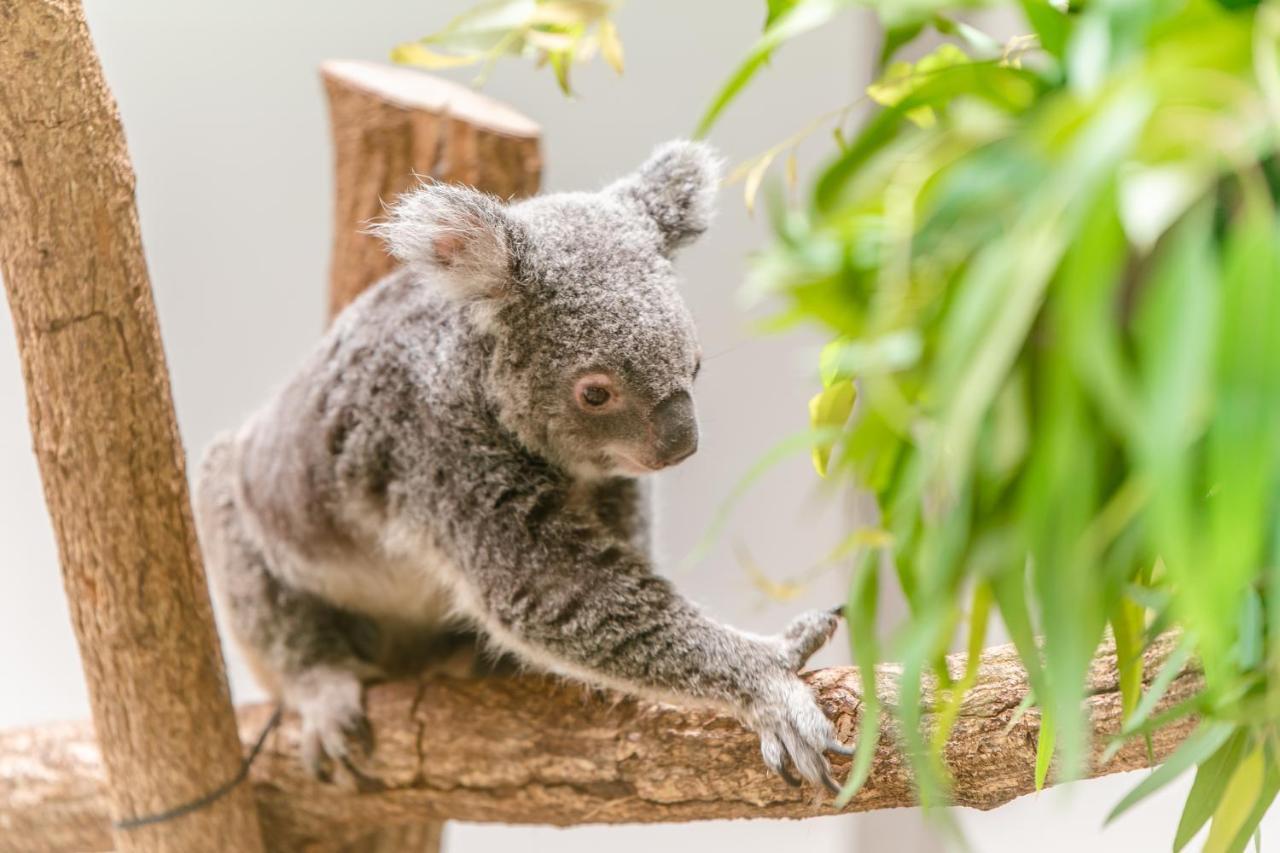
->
<box><xmin>300</xmin><ymin>705</ymin><xmax>375</xmax><ymax>783</ymax></box>
<box><xmin>827</xmin><ymin>738</ymin><xmax>856</xmax><ymax>757</ymax></box>
<box><xmin>779</xmin><ymin>609</ymin><xmax>840</xmax><ymax>672</ymax></box>
<box><xmin>290</xmin><ymin>670</ymin><xmax>375</xmax><ymax>785</ymax></box>
<box><xmin>750</xmin><ymin>674</ymin><xmax>847</xmax><ymax>797</ymax></box>
<box><xmin>760</xmin><ymin>733</ymin><xmax>802</xmax><ymax>787</ymax></box>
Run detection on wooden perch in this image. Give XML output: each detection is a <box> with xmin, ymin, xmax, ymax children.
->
<box><xmin>322</xmin><ymin>59</ymin><xmax>542</xmax><ymax>317</ymax></box>
<box><xmin>0</xmin><ymin>634</ymin><xmax>1202</xmax><ymax>851</ymax></box>
<box><xmin>0</xmin><ymin>2</ymin><xmax>263</xmax><ymax>850</ymax></box>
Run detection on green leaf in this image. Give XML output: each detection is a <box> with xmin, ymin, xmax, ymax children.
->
<box><xmin>548</xmin><ymin>49</ymin><xmax>572</xmax><ymax>94</ymax></box>
<box><xmin>695</xmin><ymin>0</ymin><xmax>853</xmax><ymax>137</ymax></box>
<box><xmin>1057</xmin><ymin>186</ymin><xmax>1140</xmax><ymax>442</ymax></box>
<box><xmin>391</xmin><ymin>42</ymin><xmax>489</xmax><ymax>69</ymax></box>
<box><xmin>814</xmin><ymin>61</ymin><xmax>1041</xmax><ymax>212</ymax></box>
<box><xmin>421</xmin><ymin>0</ymin><xmax>539</xmax><ymax>53</ymax></box>
<box><xmin>992</xmin><ymin>558</ymin><xmax>1048</xmax><ymax>710</ymax></box>
<box><xmin>598</xmin><ymin>17</ymin><xmax>624</xmax><ymax>73</ymax></box>
<box><xmin>1035</xmin><ymin>712</ymin><xmax>1055</xmax><ymax>791</ymax></box>
<box><xmin>1106</xmin><ymin>722</ymin><xmax>1235</xmax><ymax>825</ymax></box>
<box><xmin>867</xmin><ymin>44</ymin><xmax>972</xmax><ymax>127</ymax></box>
<box><xmin>1236</xmin><ymin>590</ymin><xmax>1263</xmax><ymax>671</ymax></box>
<box><xmin>765</xmin><ymin>0</ymin><xmax>799</xmax><ymax>27</ymax></box>
<box><xmin>931</xmin><ymin>14</ymin><xmax>1002</xmax><ymax>57</ymax></box>
<box><xmin>1018</xmin><ymin>0</ymin><xmax>1068</xmax><ymax>59</ymax></box>
<box><xmin>1174</xmin><ymin>729</ymin><xmax>1249</xmax><ymax>852</ymax></box>
<box><xmin>809</xmin><ymin>380</ymin><xmax>856</xmax><ymax>477</ymax></box>
<box><xmin>819</xmin><ymin>332</ymin><xmax>923</xmax><ymax>384</ymax></box>
<box><xmin>1004</xmin><ymin>691</ymin><xmax>1036</xmax><ymax>735</ymax></box>
<box><xmin>1133</xmin><ymin>207</ymin><xmax>1223</xmax><ymax>676</ymax></box>
<box><xmin>1110</xmin><ymin>599</ymin><xmax>1144</xmax><ymax>720</ymax></box>
<box><xmin>837</xmin><ymin>554</ymin><xmax>882</xmax><ymax>806</ymax></box>
<box><xmin>1205</xmin><ymin>746</ymin><xmax>1265</xmax><ymax>853</ymax></box>
<box><xmin>1218</xmin><ymin>751</ymin><xmax>1280</xmax><ymax>853</ymax></box>
<box><xmin>877</xmin><ymin>20</ymin><xmax>925</xmax><ymax>69</ymax></box>
<box><xmin>394</xmin><ymin>0</ymin><xmax>619</xmax><ymax>90</ymax></box>
<box><xmin>1105</xmin><ymin>636</ymin><xmax>1194</xmax><ymax>759</ymax></box>
<box><xmin>930</xmin><ymin>582</ymin><xmax>992</xmax><ymax>755</ymax></box>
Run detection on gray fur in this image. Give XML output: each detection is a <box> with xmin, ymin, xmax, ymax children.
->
<box><xmin>194</xmin><ymin>141</ymin><xmax>846</xmax><ymax>790</ymax></box>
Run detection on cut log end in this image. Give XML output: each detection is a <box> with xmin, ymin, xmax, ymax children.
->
<box><xmin>320</xmin><ymin>60</ymin><xmax>541</xmax><ymax>138</ymax></box>
<box><xmin>322</xmin><ymin>60</ymin><xmax>543</xmax><ymax>318</ymax></box>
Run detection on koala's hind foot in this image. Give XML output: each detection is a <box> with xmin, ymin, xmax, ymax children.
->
<box><xmin>194</xmin><ymin>436</ymin><xmax>383</xmax><ymax>787</ymax></box>
<box><xmin>285</xmin><ymin>666</ymin><xmax>381</xmax><ymax>788</ymax></box>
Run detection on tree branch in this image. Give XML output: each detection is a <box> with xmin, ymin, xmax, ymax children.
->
<box><xmin>0</xmin><ymin>635</ymin><xmax>1200</xmax><ymax>852</ymax></box>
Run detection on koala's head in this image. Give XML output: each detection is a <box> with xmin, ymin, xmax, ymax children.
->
<box><xmin>376</xmin><ymin>140</ymin><xmax>720</xmax><ymax>479</ymax></box>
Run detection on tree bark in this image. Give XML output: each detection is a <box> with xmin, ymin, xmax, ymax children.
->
<box><xmin>321</xmin><ymin>59</ymin><xmax>542</xmax><ymax>317</ymax></box>
<box><xmin>0</xmin><ymin>635</ymin><xmax>1201</xmax><ymax>852</ymax></box>
<box><xmin>0</xmin><ymin>2</ymin><xmax>264</xmax><ymax>851</ymax></box>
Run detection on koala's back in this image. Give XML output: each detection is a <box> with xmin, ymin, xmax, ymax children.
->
<box><xmin>200</xmin><ymin>268</ymin><xmax>493</xmax><ymax>633</ymax></box>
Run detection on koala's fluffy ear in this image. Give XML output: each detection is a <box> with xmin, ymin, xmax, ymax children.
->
<box><xmin>611</xmin><ymin>140</ymin><xmax>722</xmax><ymax>255</ymax></box>
<box><xmin>371</xmin><ymin>183</ymin><xmax>515</xmax><ymax>301</ymax></box>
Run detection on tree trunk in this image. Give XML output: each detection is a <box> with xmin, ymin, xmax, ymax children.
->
<box><xmin>0</xmin><ymin>635</ymin><xmax>1201</xmax><ymax>851</ymax></box>
<box><xmin>321</xmin><ymin>59</ymin><xmax>542</xmax><ymax>317</ymax></box>
<box><xmin>0</xmin><ymin>2</ymin><xmax>264</xmax><ymax>851</ymax></box>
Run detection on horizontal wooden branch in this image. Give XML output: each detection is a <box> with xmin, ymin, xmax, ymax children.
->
<box><xmin>0</xmin><ymin>635</ymin><xmax>1200</xmax><ymax>852</ymax></box>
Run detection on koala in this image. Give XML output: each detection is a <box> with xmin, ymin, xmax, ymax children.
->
<box><xmin>194</xmin><ymin>140</ymin><xmax>849</xmax><ymax>793</ymax></box>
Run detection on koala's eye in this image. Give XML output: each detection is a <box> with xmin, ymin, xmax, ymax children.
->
<box><xmin>574</xmin><ymin>373</ymin><xmax>619</xmax><ymax>412</ymax></box>
<box><xmin>581</xmin><ymin>385</ymin><xmax>611</xmax><ymax>407</ymax></box>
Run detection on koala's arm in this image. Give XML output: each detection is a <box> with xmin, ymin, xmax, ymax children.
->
<box><xmin>443</xmin><ymin>460</ymin><xmax>846</xmax><ymax>789</ymax></box>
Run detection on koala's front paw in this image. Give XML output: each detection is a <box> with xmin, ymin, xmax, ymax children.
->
<box><xmin>747</xmin><ymin>675</ymin><xmax>852</xmax><ymax>795</ymax></box>
<box><xmin>745</xmin><ymin>610</ymin><xmax>849</xmax><ymax>793</ymax></box>
<box><xmin>286</xmin><ymin>668</ymin><xmax>379</xmax><ymax>789</ymax></box>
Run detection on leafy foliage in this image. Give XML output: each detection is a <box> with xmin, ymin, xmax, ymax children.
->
<box><xmin>399</xmin><ymin>0</ymin><xmax>1280</xmax><ymax>844</ymax></box>
<box><xmin>393</xmin><ymin>0</ymin><xmax>623</xmax><ymax>93</ymax></box>
<box><xmin>754</xmin><ymin>0</ymin><xmax>1280</xmax><ymax>839</ymax></box>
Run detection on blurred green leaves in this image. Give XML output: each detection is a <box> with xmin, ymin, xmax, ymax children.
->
<box><xmin>392</xmin><ymin>0</ymin><xmax>623</xmax><ymax>93</ymax></box>
<box><xmin>749</xmin><ymin>0</ymin><xmax>1280</xmax><ymax>834</ymax></box>
<box><xmin>402</xmin><ymin>0</ymin><xmax>1280</xmax><ymax>838</ymax></box>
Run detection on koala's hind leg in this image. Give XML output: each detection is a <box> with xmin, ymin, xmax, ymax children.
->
<box><xmin>194</xmin><ymin>437</ymin><xmax>380</xmax><ymax>783</ymax></box>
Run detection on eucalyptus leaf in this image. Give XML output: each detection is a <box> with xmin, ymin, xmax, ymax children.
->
<box><xmin>1106</xmin><ymin>722</ymin><xmax>1235</xmax><ymax>825</ymax></box>
<box><xmin>809</xmin><ymin>380</ymin><xmax>856</xmax><ymax>477</ymax></box>
<box><xmin>1205</xmin><ymin>746</ymin><xmax>1266</xmax><ymax>853</ymax></box>
<box><xmin>1174</xmin><ymin>728</ymin><xmax>1249</xmax><ymax>852</ymax></box>
<box><xmin>694</xmin><ymin>0</ymin><xmax>856</xmax><ymax>137</ymax></box>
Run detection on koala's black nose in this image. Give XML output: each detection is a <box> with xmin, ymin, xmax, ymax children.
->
<box><xmin>651</xmin><ymin>390</ymin><xmax>698</xmax><ymax>467</ymax></box>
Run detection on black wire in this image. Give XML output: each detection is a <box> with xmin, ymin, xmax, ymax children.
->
<box><xmin>114</xmin><ymin>705</ymin><xmax>283</xmax><ymax>832</ymax></box>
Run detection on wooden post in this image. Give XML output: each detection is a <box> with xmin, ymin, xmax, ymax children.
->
<box><xmin>0</xmin><ymin>2</ymin><xmax>265</xmax><ymax>851</ymax></box>
<box><xmin>321</xmin><ymin>59</ymin><xmax>543</xmax><ymax>317</ymax></box>
<box><xmin>319</xmin><ymin>60</ymin><xmax>542</xmax><ymax>852</ymax></box>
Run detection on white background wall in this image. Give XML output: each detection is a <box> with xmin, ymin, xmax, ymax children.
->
<box><xmin>0</xmin><ymin>2</ymin><xmax>1240</xmax><ymax>850</ymax></box>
